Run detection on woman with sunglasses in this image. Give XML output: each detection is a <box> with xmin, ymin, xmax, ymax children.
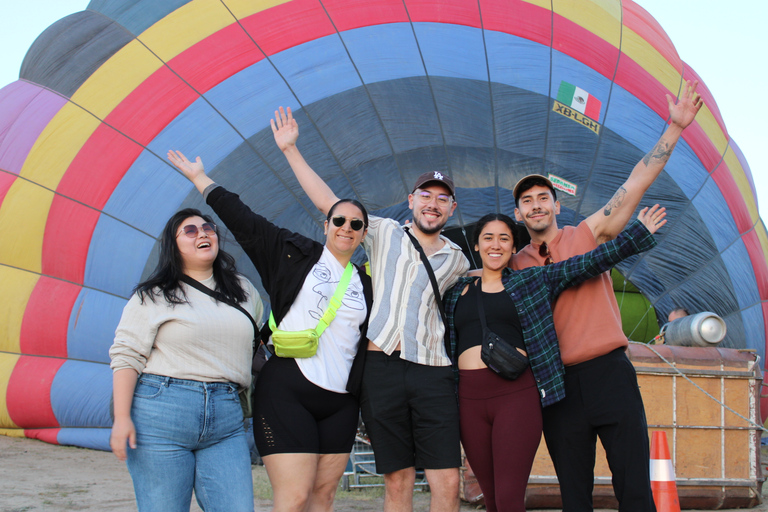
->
<box><xmin>168</xmin><ymin>150</ymin><xmax>373</xmax><ymax>512</ymax></box>
<box><xmin>109</xmin><ymin>208</ymin><xmax>263</xmax><ymax>511</ymax></box>
<box><xmin>443</xmin><ymin>206</ymin><xmax>666</xmax><ymax>512</ymax></box>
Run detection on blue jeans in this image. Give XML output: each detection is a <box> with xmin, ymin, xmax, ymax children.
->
<box><xmin>126</xmin><ymin>374</ymin><xmax>254</xmax><ymax>512</ymax></box>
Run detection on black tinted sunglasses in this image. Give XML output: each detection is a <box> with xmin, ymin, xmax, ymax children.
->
<box><xmin>539</xmin><ymin>242</ymin><xmax>554</xmax><ymax>265</ymax></box>
<box><xmin>331</xmin><ymin>215</ymin><xmax>365</xmax><ymax>231</ymax></box>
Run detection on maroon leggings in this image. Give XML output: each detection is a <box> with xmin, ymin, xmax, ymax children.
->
<box><xmin>459</xmin><ymin>366</ymin><xmax>543</xmax><ymax>512</ymax></box>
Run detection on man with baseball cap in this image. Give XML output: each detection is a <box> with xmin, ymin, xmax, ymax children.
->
<box><xmin>271</xmin><ymin>106</ymin><xmax>468</xmax><ymax>512</ymax></box>
<box><xmin>511</xmin><ymin>80</ymin><xmax>703</xmax><ymax>511</ymax></box>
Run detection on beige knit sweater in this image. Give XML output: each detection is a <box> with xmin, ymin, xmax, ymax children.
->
<box><xmin>109</xmin><ymin>276</ymin><xmax>263</xmax><ymax>389</ymax></box>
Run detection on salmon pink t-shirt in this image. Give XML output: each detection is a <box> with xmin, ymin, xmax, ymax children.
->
<box><xmin>512</xmin><ymin>221</ymin><xmax>627</xmax><ymax>365</ymax></box>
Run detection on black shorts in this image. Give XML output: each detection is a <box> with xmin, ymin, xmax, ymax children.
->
<box><xmin>360</xmin><ymin>351</ymin><xmax>461</xmax><ymax>474</ymax></box>
<box><xmin>253</xmin><ymin>355</ymin><xmax>359</xmax><ymax>456</ymax></box>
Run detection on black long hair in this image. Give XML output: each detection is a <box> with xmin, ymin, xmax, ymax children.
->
<box><xmin>472</xmin><ymin>213</ymin><xmax>529</xmax><ymax>253</ymax></box>
<box><xmin>134</xmin><ymin>208</ymin><xmax>247</xmax><ymax>305</ymax></box>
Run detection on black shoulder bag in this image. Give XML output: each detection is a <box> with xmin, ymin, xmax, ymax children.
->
<box><xmin>474</xmin><ymin>279</ymin><xmax>529</xmax><ymax>380</ymax></box>
<box><xmin>403</xmin><ymin>227</ymin><xmax>452</xmax><ymax>358</ymax></box>
<box><xmin>180</xmin><ymin>275</ymin><xmax>267</xmax><ymax>418</ymax></box>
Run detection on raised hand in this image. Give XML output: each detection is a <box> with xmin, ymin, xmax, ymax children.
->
<box><xmin>271</xmin><ymin>106</ymin><xmax>299</xmax><ymax>152</ymax></box>
<box><xmin>637</xmin><ymin>204</ymin><xmax>666</xmax><ymax>235</ymax></box>
<box><xmin>167</xmin><ymin>149</ymin><xmax>205</xmax><ymax>182</ymax></box>
<box><xmin>667</xmin><ymin>79</ymin><xmax>703</xmax><ymax>129</ymax></box>
<box><xmin>167</xmin><ymin>150</ymin><xmax>214</xmax><ymax>194</ymax></box>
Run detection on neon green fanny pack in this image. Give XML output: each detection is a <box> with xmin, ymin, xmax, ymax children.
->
<box><xmin>269</xmin><ymin>263</ymin><xmax>353</xmax><ymax>358</ymax></box>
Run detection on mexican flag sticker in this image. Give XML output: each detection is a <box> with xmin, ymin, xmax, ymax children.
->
<box><xmin>556</xmin><ymin>82</ymin><xmax>601</xmax><ymax>121</ymax></box>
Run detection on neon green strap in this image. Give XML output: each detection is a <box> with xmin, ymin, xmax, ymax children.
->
<box><xmin>315</xmin><ymin>262</ymin><xmax>354</xmax><ymax>336</ymax></box>
<box><xmin>268</xmin><ymin>262</ymin><xmax>354</xmax><ymax>336</ymax></box>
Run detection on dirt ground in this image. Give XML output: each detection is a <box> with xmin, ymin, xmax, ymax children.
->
<box><xmin>0</xmin><ymin>434</ymin><xmax>462</xmax><ymax>511</ymax></box>
<box><xmin>1</xmin><ymin>433</ymin><xmax>766</xmax><ymax>512</ymax></box>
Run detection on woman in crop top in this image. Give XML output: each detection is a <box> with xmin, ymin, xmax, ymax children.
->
<box><xmin>444</xmin><ymin>208</ymin><xmax>665</xmax><ymax>512</ymax></box>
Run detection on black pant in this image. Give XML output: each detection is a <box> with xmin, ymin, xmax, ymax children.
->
<box><xmin>542</xmin><ymin>348</ymin><xmax>656</xmax><ymax>512</ymax></box>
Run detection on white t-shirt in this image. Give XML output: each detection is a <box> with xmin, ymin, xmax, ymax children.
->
<box><xmin>272</xmin><ymin>247</ymin><xmax>367</xmax><ymax>393</ymax></box>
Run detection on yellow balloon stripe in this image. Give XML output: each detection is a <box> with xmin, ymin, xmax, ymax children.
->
<box><xmin>521</xmin><ymin>0</ymin><xmax>549</xmax><ymax>7</ymax></box>
<box><xmin>724</xmin><ymin>146</ymin><xmax>759</xmax><ymax>222</ymax></box>
<box><xmin>621</xmin><ymin>27</ymin><xmax>681</xmax><ymax>97</ymax></box>
<box><xmin>0</xmin><ymin>427</ymin><xmax>26</xmax><ymax>437</ymax></box>
<box><xmin>0</xmin><ymin>182</ymin><xmax>54</xmax><ymax>274</ymax></box>
<box><xmin>755</xmin><ymin>222</ymin><xmax>768</xmax><ymax>263</ymax></box>
<box><xmin>0</xmin><ymin>353</ymin><xmax>22</xmax><ymax>430</ymax></box>
<box><xmin>140</xmin><ymin>2</ymin><xmax>245</xmax><ymax>63</ymax></box>
<box><xmin>71</xmin><ymin>0</ymin><xmax>290</xmax><ymax>117</ymax></box>
<box><xmin>692</xmin><ymin>104</ymin><xmax>729</xmax><ymax>156</ymax></box>
<box><xmin>0</xmin><ymin>267</ymin><xmax>40</xmax><ymax>353</ymax></box>
<box><xmin>555</xmin><ymin>0</ymin><xmax>621</xmax><ymax>48</ymax></box>
<box><xmin>226</xmin><ymin>0</ymin><xmax>288</xmax><ymax>19</ymax></box>
<box><xmin>19</xmin><ymin>104</ymin><xmax>101</xmax><ymax>188</ymax></box>
<box><xmin>69</xmin><ymin>41</ymin><xmax>164</xmax><ymax>120</ymax></box>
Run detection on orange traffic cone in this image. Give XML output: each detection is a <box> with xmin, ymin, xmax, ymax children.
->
<box><xmin>650</xmin><ymin>431</ymin><xmax>681</xmax><ymax>512</ymax></box>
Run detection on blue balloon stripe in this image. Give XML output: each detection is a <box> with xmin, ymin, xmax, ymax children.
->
<box><xmin>205</xmin><ymin>63</ymin><xmax>295</xmax><ymax>140</ymax></box>
<box><xmin>51</xmin><ymin>360</ymin><xmax>112</xmax><ymax>429</ymax></box>
<box><xmin>270</xmin><ymin>35</ymin><xmax>364</xmax><ymax>107</ymax></box>
<box><xmin>721</xmin><ymin>241</ymin><xmax>762</xmax><ymax>309</ymax></box>
<box><xmin>486</xmin><ymin>31</ymin><xmax>550</xmax><ymax>97</ymax></box>
<box><xmin>342</xmin><ymin>23</ymin><xmax>426</xmax><ymax>83</ymax></box>
<box><xmin>662</xmin><ymin>142</ymin><xmax>710</xmax><ymax>200</ymax></box>
<box><xmin>102</xmin><ymin>150</ymin><xmax>196</xmax><ymax>234</ymax></box>
<box><xmin>414</xmin><ymin>23</ymin><xmax>489</xmax><ymax>81</ymax></box>
<box><xmin>693</xmin><ymin>181</ymin><xmax>743</xmax><ymax>252</ymax></box>
<box><xmin>67</xmin><ymin>288</ymin><xmax>129</xmax><ymax>363</ymax></box>
<box><xmin>602</xmin><ymin>85</ymin><xmax>666</xmax><ymax>150</ymax></box>
<box><xmin>84</xmin><ymin>214</ymin><xmax>157</xmax><ymax>297</ymax></box>
<box><xmin>56</xmin><ymin>427</ymin><xmax>112</xmax><ymax>451</ymax></box>
<box><xmin>740</xmin><ymin>304</ymin><xmax>766</xmax><ymax>360</ymax></box>
<box><xmin>85</xmin><ymin>20</ymin><xmax>745</xmax><ymax>307</ymax></box>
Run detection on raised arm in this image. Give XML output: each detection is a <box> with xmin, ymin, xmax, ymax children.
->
<box><xmin>586</xmin><ymin>80</ymin><xmax>702</xmax><ymax>243</ymax></box>
<box><xmin>168</xmin><ymin>149</ymin><xmax>301</xmax><ymax>288</ymax></box>
<box><xmin>542</xmin><ymin>205</ymin><xmax>665</xmax><ymax>298</ymax></box>
<box><xmin>272</xmin><ymin>106</ymin><xmax>339</xmax><ymax>215</ymax></box>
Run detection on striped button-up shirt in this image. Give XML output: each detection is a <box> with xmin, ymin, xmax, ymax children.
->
<box><xmin>444</xmin><ymin>219</ymin><xmax>656</xmax><ymax>407</ymax></box>
<box><xmin>364</xmin><ymin>216</ymin><xmax>469</xmax><ymax>366</ymax></box>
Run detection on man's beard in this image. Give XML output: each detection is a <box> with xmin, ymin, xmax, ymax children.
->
<box><xmin>413</xmin><ymin>214</ymin><xmax>446</xmax><ymax>235</ymax></box>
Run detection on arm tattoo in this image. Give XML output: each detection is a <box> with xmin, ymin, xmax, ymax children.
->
<box><xmin>642</xmin><ymin>140</ymin><xmax>675</xmax><ymax>167</ymax></box>
<box><xmin>603</xmin><ymin>186</ymin><xmax>627</xmax><ymax>216</ymax></box>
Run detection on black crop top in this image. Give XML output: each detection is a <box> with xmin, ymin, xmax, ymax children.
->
<box><xmin>454</xmin><ymin>279</ymin><xmax>525</xmax><ymax>357</ymax></box>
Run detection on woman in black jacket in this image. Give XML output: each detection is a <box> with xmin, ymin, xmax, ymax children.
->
<box><xmin>169</xmin><ymin>150</ymin><xmax>373</xmax><ymax>512</ymax></box>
